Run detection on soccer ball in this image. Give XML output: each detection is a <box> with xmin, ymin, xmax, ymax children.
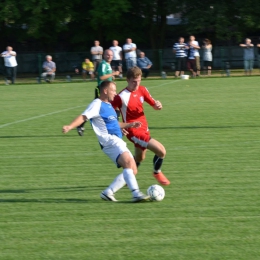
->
<box><xmin>147</xmin><ymin>184</ymin><xmax>165</xmax><ymax>201</ymax></box>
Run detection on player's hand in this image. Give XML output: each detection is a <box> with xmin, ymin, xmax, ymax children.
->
<box><xmin>62</xmin><ymin>125</ymin><xmax>72</xmax><ymax>134</ymax></box>
<box><xmin>122</xmin><ymin>128</ymin><xmax>129</xmax><ymax>135</ymax></box>
<box><xmin>113</xmin><ymin>71</ymin><xmax>120</xmax><ymax>76</ymax></box>
<box><xmin>129</xmin><ymin>121</ymin><xmax>142</xmax><ymax>128</ymax></box>
<box><xmin>153</xmin><ymin>100</ymin><xmax>162</xmax><ymax>110</ymax></box>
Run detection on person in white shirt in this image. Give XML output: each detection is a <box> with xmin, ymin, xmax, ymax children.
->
<box><xmin>109</xmin><ymin>40</ymin><xmax>123</xmax><ymax>78</ymax></box>
<box><xmin>90</xmin><ymin>40</ymin><xmax>103</xmax><ymax>73</ymax></box>
<box><xmin>190</xmin><ymin>35</ymin><xmax>201</xmax><ymax>76</ymax></box>
<box><xmin>1</xmin><ymin>46</ymin><xmax>18</xmax><ymax>85</ymax></box>
<box><xmin>123</xmin><ymin>38</ymin><xmax>137</xmax><ymax>70</ymax></box>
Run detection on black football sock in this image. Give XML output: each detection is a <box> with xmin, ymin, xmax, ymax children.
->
<box><xmin>134</xmin><ymin>157</ymin><xmax>141</xmax><ymax>168</ymax></box>
<box><xmin>153</xmin><ymin>155</ymin><xmax>163</xmax><ymax>173</ymax></box>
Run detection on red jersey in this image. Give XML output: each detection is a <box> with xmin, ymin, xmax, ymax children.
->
<box><xmin>111</xmin><ymin>86</ymin><xmax>156</xmax><ymax>133</ymax></box>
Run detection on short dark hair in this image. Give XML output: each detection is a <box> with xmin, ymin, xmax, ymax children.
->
<box><xmin>99</xmin><ymin>80</ymin><xmax>115</xmax><ymax>92</ymax></box>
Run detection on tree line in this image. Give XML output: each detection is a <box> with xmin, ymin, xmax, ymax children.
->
<box><xmin>0</xmin><ymin>0</ymin><xmax>260</xmax><ymax>52</ymax></box>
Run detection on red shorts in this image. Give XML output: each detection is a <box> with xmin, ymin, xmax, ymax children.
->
<box><xmin>126</xmin><ymin>129</ymin><xmax>151</xmax><ymax>151</ymax></box>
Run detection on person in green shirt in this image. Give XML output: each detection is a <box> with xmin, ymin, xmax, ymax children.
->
<box><xmin>77</xmin><ymin>49</ymin><xmax>120</xmax><ymax>136</ymax></box>
<box><xmin>95</xmin><ymin>49</ymin><xmax>120</xmax><ymax>96</ymax></box>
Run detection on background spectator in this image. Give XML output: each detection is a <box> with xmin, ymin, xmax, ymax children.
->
<box><xmin>202</xmin><ymin>38</ymin><xmax>213</xmax><ymax>76</ymax></box>
<box><xmin>257</xmin><ymin>42</ymin><xmax>260</xmax><ymax>69</ymax></box>
<box><xmin>137</xmin><ymin>52</ymin><xmax>153</xmax><ymax>78</ymax></box>
<box><xmin>41</xmin><ymin>55</ymin><xmax>56</xmax><ymax>83</ymax></box>
<box><xmin>90</xmin><ymin>40</ymin><xmax>103</xmax><ymax>73</ymax></box>
<box><xmin>0</xmin><ymin>46</ymin><xmax>18</xmax><ymax>85</ymax></box>
<box><xmin>123</xmin><ymin>38</ymin><xmax>137</xmax><ymax>70</ymax></box>
<box><xmin>173</xmin><ymin>37</ymin><xmax>187</xmax><ymax>77</ymax></box>
<box><xmin>109</xmin><ymin>40</ymin><xmax>123</xmax><ymax>78</ymax></box>
<box><xmin>239</xmin><ymin>38</ymin><xmax>254</xmax><ymax>76</ymax></box>
<box><xmin>190</xmin><ymin>35</ymin><xmax>201</xmax><ymax>76</ymax></box>
<box><xmin>78</xmin><ymin>58</ymin><xmax>94</xmax><ymax>80</ymax></box>
<box><xmin>186</xmin><ymin>40</ymin><xmax>197</xmax><ymax>77</ymax></box>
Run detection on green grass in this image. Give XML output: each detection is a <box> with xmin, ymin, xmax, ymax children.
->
<box><xmin>1</xmin><ymin>77</ymin><xmax>260</xmax><ymax>260</ymax></box>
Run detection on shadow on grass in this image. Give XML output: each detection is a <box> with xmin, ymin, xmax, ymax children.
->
<box><xmin>0</xmin><ymin>186</ymin><xmax>107</xmax><ymax>194</ymax></box>
<box><xmin>0</xmin><ymin>198</ymin><xmax>91</xmax><ymax>203</ymax></box>
<box><xmin>149</xmin><ymin>125</ymin><xmax>260</xmax><ymax>130</ymax></box>
<box><xmin>0</xmin><ymin>135</ymin><xmax>78</xmax><ymax>139</ymax></box>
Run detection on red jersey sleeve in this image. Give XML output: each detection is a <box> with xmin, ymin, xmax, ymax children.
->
<box><xmin>142</xmin><ymin>86</ymin><xmax>156</xmax><ymax>106</ymax></box>
<box><xmin>111</xmin><ymin>94</ymin><xmax>122</xmax><ymax>109</ymax></box>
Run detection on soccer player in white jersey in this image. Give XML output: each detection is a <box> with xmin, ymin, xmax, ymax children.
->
<box><xmin>109</xmin><ymin>40</ymin><xmax>123</xmax><ymax>78</ymax></box>
<box><xmin>62</xmin><ymin>80</ymin><xmax>150</xmax><ymax>202</ymax></box>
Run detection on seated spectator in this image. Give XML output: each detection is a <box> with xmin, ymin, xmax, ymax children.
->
<box><xmin>80</xmin><ymin>58</ymin><xmax>94</xmax><ymax>80</ymax></box>
<box><xmin>137</xmin><ymin>52</ymin><xmax>153</xmax><ymax>78</ymax></box>
<box><xmin>41</xmin><ymin>55</ymin><xmax>56</xmax><ymax>83</ymax></box>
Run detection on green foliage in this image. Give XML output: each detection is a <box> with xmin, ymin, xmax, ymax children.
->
<box><xmin>180</xmin><ymin>0</ymin><xmax>260</xmax><ymax>41</ymax></box>
<box><xmin>0</xmin><ymin>0</ymin><xmax>260</xmax><ymax>49</ymax></box>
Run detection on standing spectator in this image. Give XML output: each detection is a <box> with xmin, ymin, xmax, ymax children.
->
<box><xmin>257</xmin><ymin>43</ymin><xmax>260</xmax><ymax>69</ymax></box>
<box><xmin>123</xmin><ymin>38</ymin><xmax>137</xmax><ymax>70</ymax></box>
<box><xmin>190</xmin><ymin>36</ymin><xmax>201</xmax><ymax>76</ymax></box>
<box><xmin>41</xmin><ymin>55</ymin><xmax>56</xmax><ymax>83</ymax></box>
<box><xmin>109</xmin><ymin>40</ymin><xmax>123</xmax><ymax>78</ymax></box>
<box><xmin>240</xmin><ymin>38</ymin><xmax>254</xmax><ymax>76</ymax></box>
<box><xmin>137</xmin><ymin>52</ymin><xmax>153</xmax><ymax>78</ymax></box>
<box><xmin>90</xmin><ymin>40</ymin><xmax>103</xmax><ymax>73</ymax></box>
<box><xmin>1</xmin><ymin>46</ymin><xmax>18</xmax><ymax>85</ymax></box>
<box><xmin>186</xmin><ymin>40</ymin><xmax>197</xmax><ymax>77</ymax></box>
<box><xmin>173</xmin><ymin>37</ymin><xmax>187</xmax><ymax>77</ymax></box>
<box><xmin>202</xmin><ymin>39</ymin><xmax>213</xmax><ymax>76</ymax></box>
<box><xmin>80</xmin><ymin>58</ymin><xmax>94</xmax><ymax>80</ymax></box>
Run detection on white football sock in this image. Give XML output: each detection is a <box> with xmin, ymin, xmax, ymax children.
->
<box><xmin>105</xmin><ymin>173</ymin><xmax>126</xmax><ymax>194</ymax></box>
<box><xmin>123</xmin><ymin>168</ymin><xmax>140</xmax><ymax>196</ymax></box>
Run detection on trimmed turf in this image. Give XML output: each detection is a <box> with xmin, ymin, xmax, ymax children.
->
<box><xmin>1</xmin><ymin>77</ymin><xmax>260</xmax><ymax>260</ymax></box>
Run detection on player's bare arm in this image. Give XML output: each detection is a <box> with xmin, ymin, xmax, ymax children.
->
<box><xmin>119</xmin><ymin>121</ymin><xmax>142</xmax><ymax>129</ymax></box>
<box><xmin>153</xmin><ymin>100</ymin><xmax>162</xmax><ymax>110</ymax></box>
<box><xmin>100</xmin><ymin>71</ymin><xmax>120</xmax><ymax>80</ymax></box>
<box><xmin>63</xmin><ymin>115</ymin><xmax>87</xmax><ymax>133</ymax></box>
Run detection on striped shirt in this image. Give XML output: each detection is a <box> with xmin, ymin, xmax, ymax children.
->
<box><xmin>173</xmin><ymin>43</ymin><xmax>187</xmax><ymax>58</ymax></box>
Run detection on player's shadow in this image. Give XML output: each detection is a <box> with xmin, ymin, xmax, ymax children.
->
<box><xmin>0</xmin><ymin>186</ymin><xmax>140</xmax><ymax>204</ymax></box>
<box><xmin>0</xmin><ymin>185</ymin><xmax>106</xmax><ymax>194</ymax></box>
<box><xmin>0</xmin><ymin>198</ymin><xmax>90</xmax><ymax>203</ymax></box>
<box><xmin>0</xmin><ymin>135</ymin><xmax>77</xmax><ymax>139</ymax></box>
<box><xmin>149</xmin><ymin>125</ymin><xmax>260</xmax><ymax>130</ymax></box>
<box><xmin>0</xmin><ymin>186</ymin><xmax>106</xmax><ymax>203</ymax></box>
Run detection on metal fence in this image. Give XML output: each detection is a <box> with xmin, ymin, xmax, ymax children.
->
<box><xmin>0</xmin><ymin>46</ymin><xmax>260</xmax><ymax>81</ymax></box>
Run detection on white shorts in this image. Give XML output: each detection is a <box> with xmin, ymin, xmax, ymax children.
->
<box><xmin>102</xmin><ymin>136</ymin><xmax>133</xmax><ymax>167</ymax></box>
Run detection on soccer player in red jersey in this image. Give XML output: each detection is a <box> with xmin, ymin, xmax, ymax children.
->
<box><xmin>111</xmin><ymin>66</ymin><xmax>170</xmax><ymax>185</ymax></box>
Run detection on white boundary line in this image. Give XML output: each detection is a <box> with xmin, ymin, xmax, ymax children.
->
<box><xmin>0</xmin><ymin>80</ymin><xmax>179</xmax><ymax>129</ymax></box>
<box><xmin>0</xmin><ymin>106</ymin><xmax>83</xmax><ymax>129</ymax></box>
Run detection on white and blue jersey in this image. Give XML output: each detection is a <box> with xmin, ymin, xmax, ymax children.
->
<box><xmin>82</xmin><ymin>98</ymin><xmax>133</xmax><ymax>167</ymax></box>
<box><xmin>82</xmin><ymin>99</ymin><xmax>122</xmax><ymax>146</ymax></box>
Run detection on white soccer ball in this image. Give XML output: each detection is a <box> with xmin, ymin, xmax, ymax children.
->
<box><xmin>147</xmin><ymin>184</ymin><xmax>165</xmax><ymax>201</ymax></box>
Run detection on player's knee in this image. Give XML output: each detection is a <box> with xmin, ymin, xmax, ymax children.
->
<box><xmin>157</xmin><ymin>146</ymin><xmax>166</xmax><ymax>158</ymax></box>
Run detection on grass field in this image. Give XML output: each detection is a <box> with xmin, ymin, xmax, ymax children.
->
<box><xmin>1</xmin><ymin>77</ymin><xmax>260</xmax><ymax>259</ymax></box>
